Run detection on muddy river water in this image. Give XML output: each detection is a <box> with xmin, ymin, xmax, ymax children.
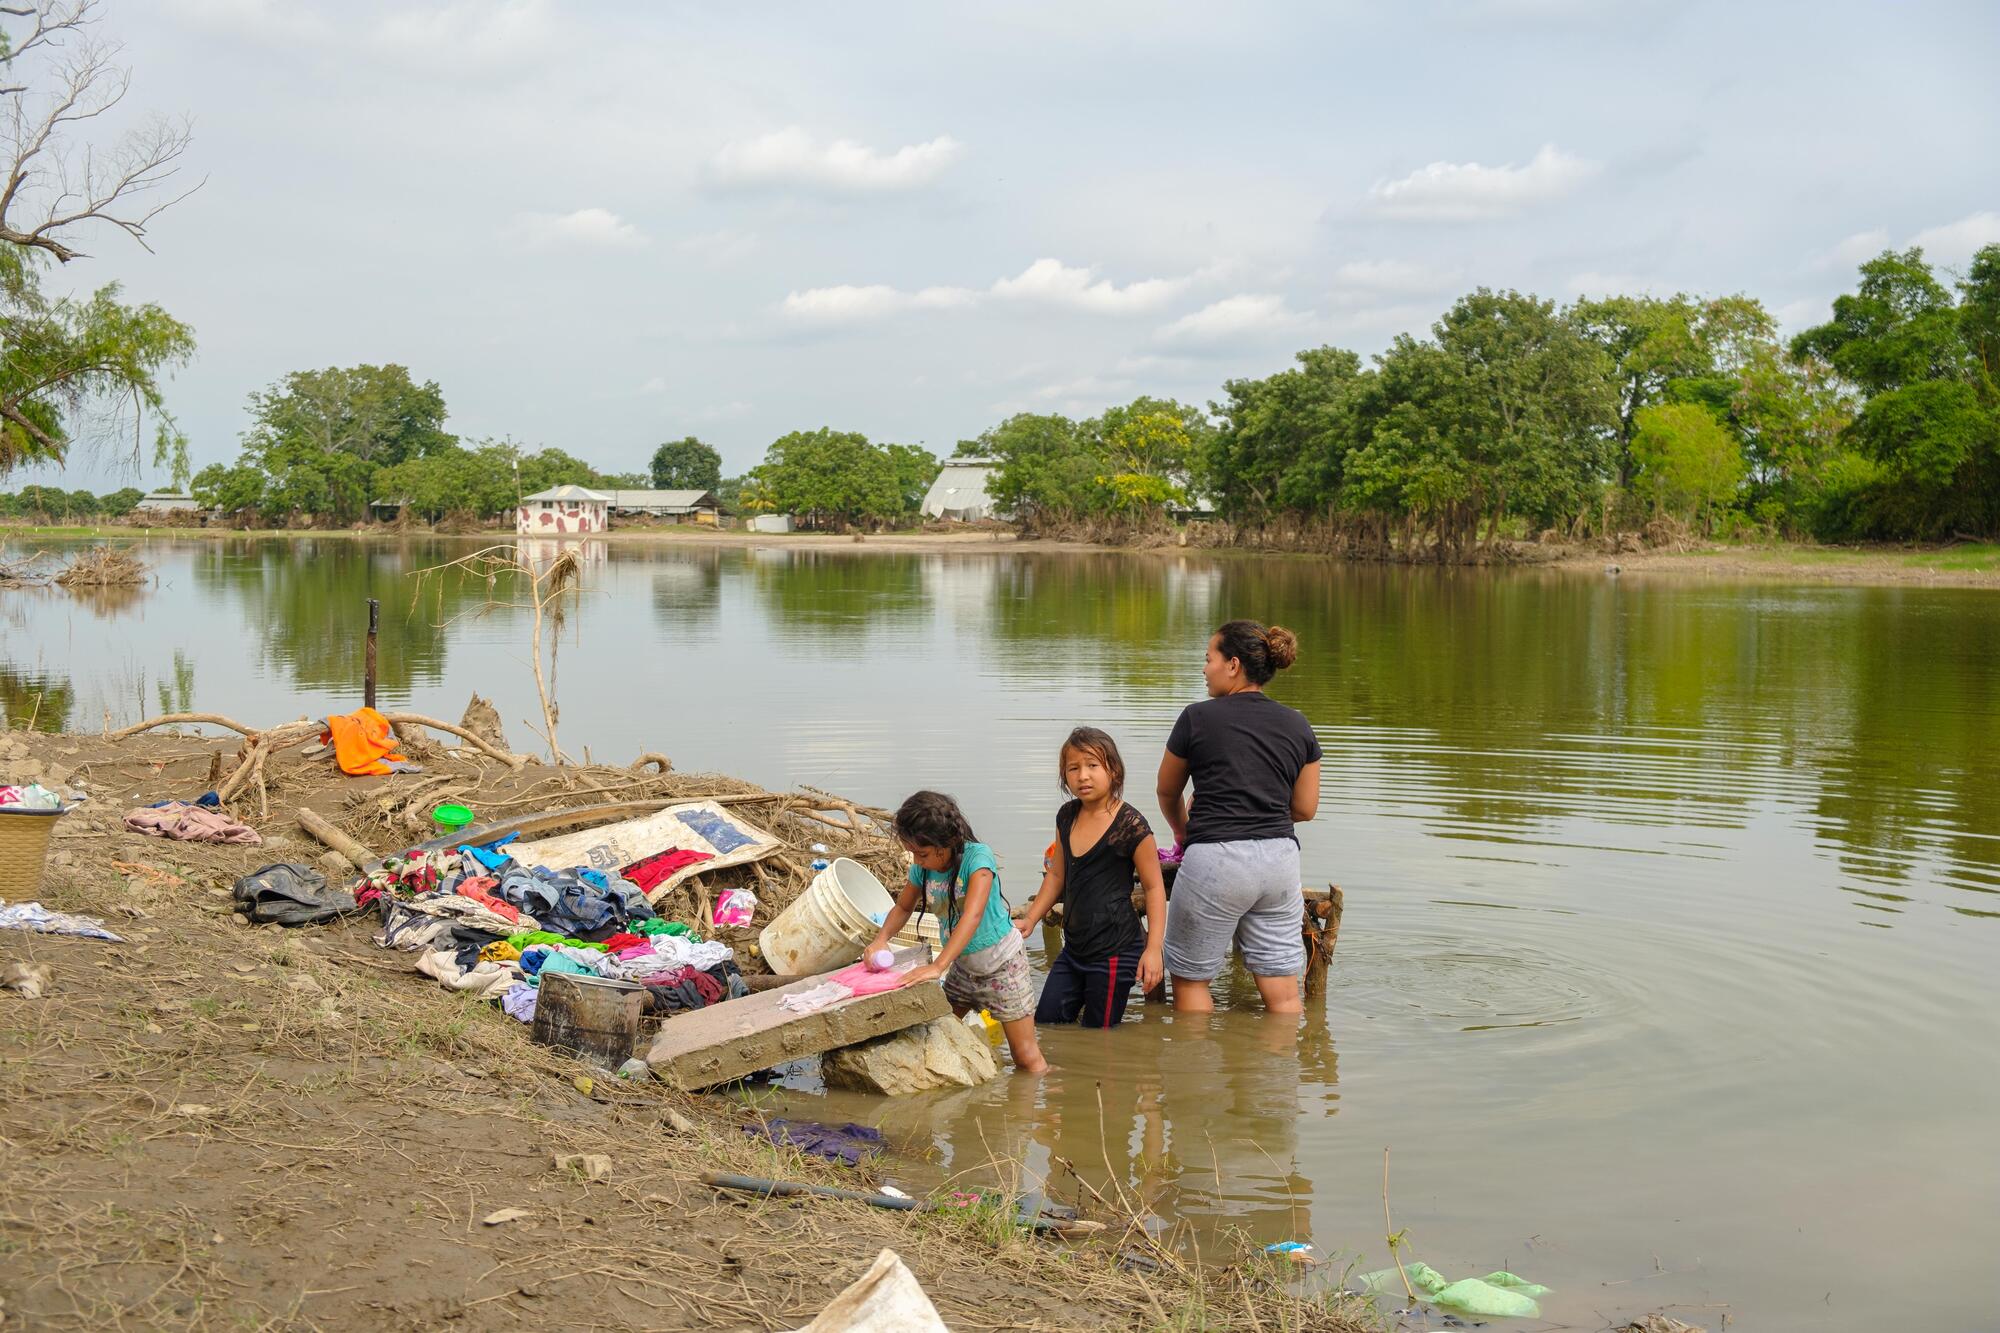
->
<box><xmin>6</xmin><ymin>534</ymin><xmax>1997</xmax><ymax>1330</ymax></box>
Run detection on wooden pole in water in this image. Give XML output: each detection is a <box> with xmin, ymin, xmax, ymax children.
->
<box><xmin>364</xmin><ymin>598</ymin><xmax>379</xmax><ymax>710</ymax></box>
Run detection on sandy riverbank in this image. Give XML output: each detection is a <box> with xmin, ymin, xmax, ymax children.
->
<box><xmin>0</xmin><ymin>725</ymin><xmax>1367</xmax><ymax>1332</ymax></box>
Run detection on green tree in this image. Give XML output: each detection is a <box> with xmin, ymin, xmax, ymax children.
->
<box><xmin>751</xmin><ymin>429</ymin><xmax>900</xmax><ymax>529</ymax></box>
<box><xmin>884</xmin><ymin>443</ymin><xmax>939</xmax><ymax>515</ymax></box>
<box><xmin>1793</xmin><ymin>246</ymin><xmax>2000</xmax><ymax>537</ymax></box>
<box><xmin>1097</xmin><ymin>410</ymin><xmax>1190</xmax><ymax>516</ymax></box>
<box><xmin>1208</xmin><ymin>347</ymin><xmax>1368</xmax><ymax>525</ymax></box>
<box><xmin>649</xmin><ymin>437</ymin><xmax>723</xmax><ymax>490</ymax></box>
<box><xmin>976</xmin><ymin>413</ymin><xmax>1103</xmax><ymax>526</ymax></box>
<box><xmin>1632</xmin><ymin>402</ymin><xmax>1745</xmax><ymax>530</ymax></box>
<box><xmin>1358</xmin><ymin>291</ymin><xmax>1616</xmax><ymax>554</ymax></box>
<box><xmin>99</xmin><ymin>486</ymin><xmax>143</xmax><ymax>514</ymax></box>
<box><xmin>237</xmin><ymin>365</ymin><xmax>453</xmax><ymax>523</ymax></box>
<box><xmin>1573</xmin><ymin>294</ymin><xmax>1772</xmax><ymax>485</ymax></box>
<box><xmin>0</xmin><ymin>4</ymin><xmax>198</xmax><ymax>483</ymax></box>
<box><xmin>190</xmin><ymin>462</ymin><xmax>266</xmax><ymax>516</ymax></box>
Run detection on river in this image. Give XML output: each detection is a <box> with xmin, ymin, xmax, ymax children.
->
<box><xmin>6</xmin><ymin>533</ymin><xmax>1997</xmax><ymax>1330</ymax></box>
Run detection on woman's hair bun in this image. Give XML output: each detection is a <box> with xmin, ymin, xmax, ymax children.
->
<box><xmin>1263</xmin><ymin>625</ymin><xmax>1299</xmax><ymax>670</ymax></box>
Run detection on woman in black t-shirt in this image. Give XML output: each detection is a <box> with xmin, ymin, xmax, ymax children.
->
<box><xmin>1017</xmin><ymin>727</ymin><xmax>1168</xmax><ymax>1027</ymax></box>
<box><xmin>1155</xmin><ymin>620</ymin><xmax>1321</xmax><ymax>1014</ymax></box>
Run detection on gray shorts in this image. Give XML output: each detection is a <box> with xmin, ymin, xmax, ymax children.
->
<box><xmin>944</xmin><ymin>930</ymin><xmax>1035</xmax><ymax>1023</ymax></box>
<box><xmin>1164</xmin><ymin>838</ymin><xmax>1305</xmax><ymax>981</ymax></box>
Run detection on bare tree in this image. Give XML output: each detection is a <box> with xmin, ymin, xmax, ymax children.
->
<box><xmin>0</xmin><ymin>0</ymin><xmax>199</xmax><ymax>262</ymax></box>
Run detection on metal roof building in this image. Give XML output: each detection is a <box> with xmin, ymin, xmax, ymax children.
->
<box><xmin>920</xmin><ymin>460</ymin><xmax>1004</xmax><ymax>521</ymax></box>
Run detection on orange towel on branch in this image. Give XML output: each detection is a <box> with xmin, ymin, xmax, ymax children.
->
<box><xmin>321</xmin><ymin>707</ymin><xmax>411</xmax><ymax>776</ymax></box>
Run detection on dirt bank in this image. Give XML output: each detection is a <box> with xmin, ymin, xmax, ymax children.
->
<box><xmin>0</xmin><ymin>727</ymin><xmax>1366</xmax><ymax>1332</ymax></box>
<box><xmin>17</xmin><ymin>517</ymin><xmax>1997</xmax><ymax>591</ymax></box>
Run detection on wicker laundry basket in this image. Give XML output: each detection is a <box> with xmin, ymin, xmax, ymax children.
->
<box><xmin>0</xmin><ymin>807</ymin><xmax>62</xmax><ymax>897</ymax></box>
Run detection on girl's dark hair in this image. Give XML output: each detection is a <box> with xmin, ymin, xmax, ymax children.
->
<box><xmin>892</xmin><ymin>790</ymin><xmax>976</xmax><ymax>860</ymax></box>
<box><xmin>1059</xmin><ymin>726</ymin><xmax>1126</xmax><ymax>799</ymax></box>
<box><xmin>1214</xmin><ymin>619</ymin><xmax>1300</xmax><ymax>685</ymax></box>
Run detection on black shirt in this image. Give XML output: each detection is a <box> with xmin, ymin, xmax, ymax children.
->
<box><xmin>1055</xmin><ymin>799</ymin><xmax>1153</xmax><ymax>962</ymax></box>
<box><xmin>1165</xmin><ymin>691</ymin><xmax>1322</xmax><ymax>845</ymax></box>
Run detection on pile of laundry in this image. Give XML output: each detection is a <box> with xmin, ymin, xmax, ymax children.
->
<box><xmin>365</xmin><ymin>832</ymin><xmax>745</xmax><ymax>1025</ymax></box>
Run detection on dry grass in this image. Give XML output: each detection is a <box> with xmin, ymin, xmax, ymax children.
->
<box><xmin>51</xmin><ymin>545</ymin><xmax>150</xmax><ymax>587</ymax></box>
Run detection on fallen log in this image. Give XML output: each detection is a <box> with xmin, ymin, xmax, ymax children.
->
<box><xmin>296</xmin><ymin>807</ymin><xmax>378</xmax><ymax>870</ymax></box>
<box><xmin>380</xmin><ymin>712</ymin><xmax>531</xmax><ymax>770</ymax></box>
<box><xmin>110</xmin><ymin>712</ymin><xmax>313</xmax><ymax>742</ymax></box>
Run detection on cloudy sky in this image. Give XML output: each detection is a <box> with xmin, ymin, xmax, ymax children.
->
<box><xmin>17</xmin><ymin>0</ymin><xmax>2000</xmax><ymax>490</ymax></box>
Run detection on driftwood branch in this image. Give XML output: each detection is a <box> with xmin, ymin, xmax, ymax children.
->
<box><xmin>295</xmin><ymin>807</ymin><xmax>375</xmax><ymax>870</ymax></box>
<box><xmin>380</xmin><ymin>712</ymin><xmax>530</xmax><ymax>770</ymax></box>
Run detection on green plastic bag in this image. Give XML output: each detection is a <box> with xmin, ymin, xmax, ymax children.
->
<box><xmin>1480</xmin><ymin>1271</ymin><xmax>1552</xmax><ymax>1299</ymax></box>
<box><xmin>1354</xmin><ymin>1263</ymin><xmax>1448</xmax><ymax>1297</ymax></box>
<box><xmin>1431</xmin><ymin>1277</ymin><xmax>1541</xmax><ymax>1319</ymax></box>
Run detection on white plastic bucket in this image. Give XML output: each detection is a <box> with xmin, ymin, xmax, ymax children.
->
<box><xmin>759</xmin><ymin>858</ymin><xmax>897</xmax><ymax>976</ymax></box>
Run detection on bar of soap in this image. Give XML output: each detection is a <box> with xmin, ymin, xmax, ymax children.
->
<box><xmin>867</xmin><ymin>950</ymin><xmax>896</xmax><ymax>972</ymax></box>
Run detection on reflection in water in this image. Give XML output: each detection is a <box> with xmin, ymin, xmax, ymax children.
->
<box><xmin>0</xmin><ymin>661</ymin><xmax>74</xmax><ymax>731</ymax></box>
<box><xmin>6</xmin><ymin>535</ymin><xmax>2000</xmax><ymax>1331</ymax></box>
<box><xmin>800</xmin><ymin>1001</ymin><xmax>1335</xmax><ymax>1255</ymax></box>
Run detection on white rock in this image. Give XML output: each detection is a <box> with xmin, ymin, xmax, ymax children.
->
<box><xmin>822</xmin><ymin>1014</ymin><xmax>999</xmax><ymax>1096</ymax></box>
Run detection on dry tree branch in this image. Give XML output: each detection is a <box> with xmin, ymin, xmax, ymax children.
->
<box><xmin>0</xmin><ymin>1</ymin><xmax>202</xmax><ymax>261</ymax></box>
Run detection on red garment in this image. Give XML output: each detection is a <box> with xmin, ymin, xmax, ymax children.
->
<box><xmin>622</xmin><ymin>848</ymin><xmax>714</xmax><ymax>892</ymax></box>
<box><xmin>453</xmin><ymin>875</ymin><xmax>522</xmax><ymax>924</ymax></box>
<box><xmin>599</xmin><ymin>931</ymin><xmax>645</xmax><ymax>953</ymax></box>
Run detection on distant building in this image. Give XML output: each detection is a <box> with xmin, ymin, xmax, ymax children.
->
<box><xmin>921</xmin><ymin>459</ymin><xmax>1004</xmax><ymax>521</ymax></box>
<box><xmin>368</xmin><ymin>497</ymin><xmax>410</xmax><ymax>522</ymax></box>
<box><xmin>606</xmin><ymin>489</ymin><xmax>722</xmax><ymax>523</ymax></box>
<box><xmin>516</xmin><ymin>484</ymin><xmax>610</xmax><ymax>535</ymax></box>
<box><xmin>136</xmin><ymin>492</ymin><xmax>199</xmax><ymax>514</ymax></box>
<box><xmin>747</xmin><ymin>513</ymin><xmax>795</xmax><ymax>534</ymax></box>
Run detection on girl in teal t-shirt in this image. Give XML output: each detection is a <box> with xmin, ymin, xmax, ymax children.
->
<box><xmin>865</xmin><ymin>790</ymin><xmax>1047</xmax><ymax>1074</ymax></box>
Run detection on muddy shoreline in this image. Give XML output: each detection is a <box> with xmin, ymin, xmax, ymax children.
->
<box><xmin>0</xmin><ymin>725</ymin><xmax>1368</xmax><ymax>1331</ymax></box>
<box><xmin>8</xmin><ymin>518</ymin><xmax>1995</xmax><ymax>589</ymax></box>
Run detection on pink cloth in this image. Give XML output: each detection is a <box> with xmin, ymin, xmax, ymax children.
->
<box><xmin>124</xmin><ymin>802</ymin><xmax>262</xmax><ymax>845</ymax></box>
<box><xmin>826</xmin><ymin>962</ymin><xmax>911</xmax><ymax>997</ymax></box>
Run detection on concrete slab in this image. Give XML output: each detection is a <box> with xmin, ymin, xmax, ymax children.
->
<box><xmin>647</xmin><ymin>959</ymin><xmax>949</xmax><ymax>1091</ymax></box>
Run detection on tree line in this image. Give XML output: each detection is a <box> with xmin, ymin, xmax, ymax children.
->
<box><xmin>964</xmin><ymin>245</ymin><xmax>2000</xmax><ymax>552</ymax></box>
<box><xmin>9</xmin><ymin>246</ymin><xmax>1996</xmax><ymax>549</ymax></box>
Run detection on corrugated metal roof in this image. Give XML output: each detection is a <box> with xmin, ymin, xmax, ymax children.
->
<box><xmin>522</xmin><ymin>485</ymin><xmax>612</xmax><ymax>503</ymax></box>
<box><xmin>921</xmin><ymin>462</ymin><xmax>999</xmax><ymax>518</ymax></box>
<box><xmin>607</xmin><ymin>489</ymin><xmax>720</xmax><ymax>508</ymax></box>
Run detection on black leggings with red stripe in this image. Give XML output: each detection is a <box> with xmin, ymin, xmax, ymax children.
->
<box><xmin>1034</xmin><ymin>948</ymin><xmax>1137</xmax><ymax>1028</ymax></box>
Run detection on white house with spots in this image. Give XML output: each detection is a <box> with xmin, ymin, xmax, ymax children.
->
<box><xmin>516</xmin><ymin>484</ymin><xmax>610</xmax><ymax>535</ymax></box>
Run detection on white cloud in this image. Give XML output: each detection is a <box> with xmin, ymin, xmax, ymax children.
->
<box><xmin>1913</xmin><ymin>211</ymin><xmax>2000</xmax><ymax>270</ymax></box>
<box><xmin>781</xmin><ymin>284</ymin><xmax>909</xmax><ymax>322</ymax></box>
<box><xmin>1155</xmin><ymin>294</ymin><xmax>1311</xmax><ymax>345</ymax></box>
<box><xmin>1773</xmin><ymin>298</ymin><xmax>1826</xmax><ymax>332</ymax></box>
<box><xmin>781</xmin><ymin>259</ymin><xmax>1188</xmax><ymax>323</ymax></box>
<box><xmin>513</xmin><ymin>207</ymin><xmax>647</xmax><ymax>249</ymax></box>
<box><xmin>989</xmin><ymin>259</ymin><xmax>1185</xmax><ymax>313</ymax></box>
<box><xmin>697</xmin><ymin>401</ymin><xmax>752</xmax><ymax>422</ymax></box>
<box><xmin>1566</xmin><ymin>270</ymin><xmax>1667</xmax><ymax>297</ymax></box>
<box><xmin>1331</xmin><ymin>258</ymin><xmax>1461</xmax><ymax>295</ymax></box>
<box><xmin>1817</xmin><ymin>227</ymin><xmax>1891</xmax><ymax>271</ymax></box>
<box><xmin>1366</xmin><ymin>144</ymin><xmax>1598</xmax><ymax>221</ymax></box>
<box><xmin>711</xmin><ymin>128</ymin><xmax>963</xmax><ymax>192</ymax></box>
<box><xmin>372</xmin><ymin>0</ymin><xmax>556</xmax><ymax>72</ymax></box>
<box><xmin>162</xmin><ymin>0</ymin><xmax>332</xmax><ymax>40</ymax></box>
<box><xmin>637</xmin><ymin>376</ymin><xmax>668</xmax><ymax>396</ymax></box>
